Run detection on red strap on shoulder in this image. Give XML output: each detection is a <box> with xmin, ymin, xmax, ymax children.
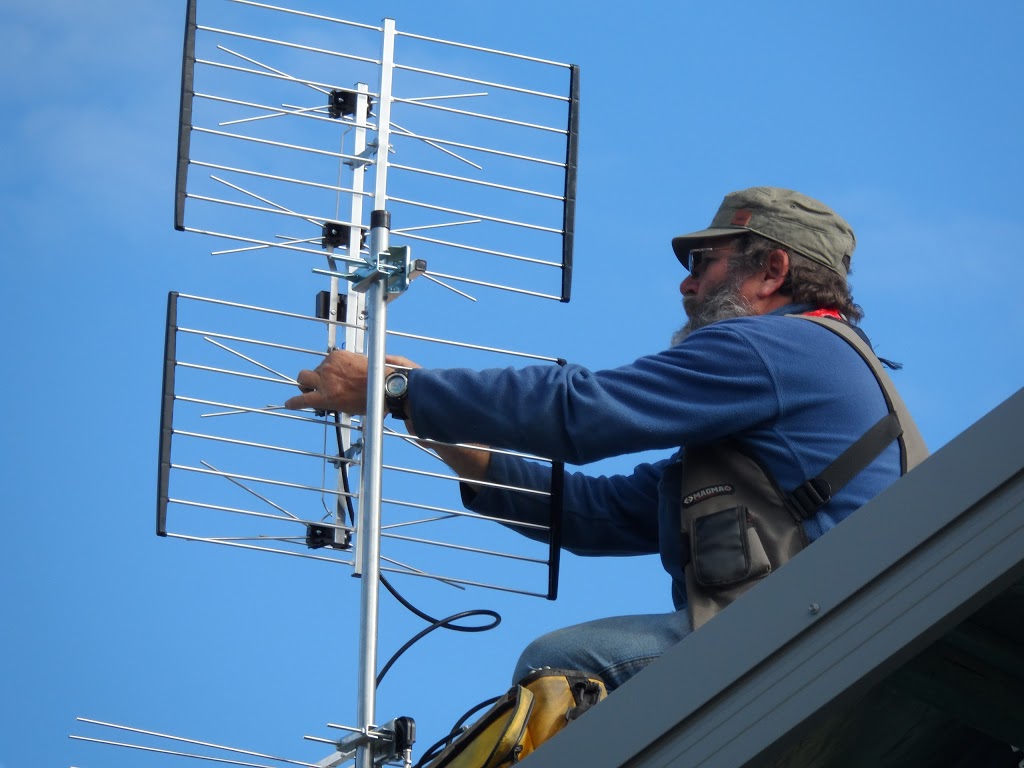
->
<box><xmin>802</xmin><ymin>308</ymin><xmax>843</xmax><ymax>319</ymax></box>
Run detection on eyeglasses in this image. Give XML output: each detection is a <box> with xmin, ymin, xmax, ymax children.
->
<box><xmin>685</xmin><ymin>246</ymin><xmax>733</xmax><ymax>279</ymax></box>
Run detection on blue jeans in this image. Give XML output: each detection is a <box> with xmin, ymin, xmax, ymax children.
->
<box><xmin>512</xmin><ymin>609</ymin><xmax>693</xmax><ymax>692</ymax></box>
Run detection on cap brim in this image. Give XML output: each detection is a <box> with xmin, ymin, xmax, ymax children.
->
<box><xmin>671</xmin><ymin>227</ymin><xmax>747</xmax><ymax>266</ymax></box>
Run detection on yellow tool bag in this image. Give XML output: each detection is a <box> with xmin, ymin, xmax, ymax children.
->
<box><xmin>418</xmin><ymin>668</ymin><xmax>607</xmax><ymax>768</ymax></box>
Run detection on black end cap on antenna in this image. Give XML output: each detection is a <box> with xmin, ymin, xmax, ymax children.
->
<box><xmin>305</xmin><ymin>523</ymin><xmax>351</xmax><ymax>550</ymax></box>
<box><xmin>315</xmin><ymin>291</ymin><xmax>347</xmax><ymax>321</ymax></box>
<box><xmin>371</xmin><ymin>210</ymin><xmax>391</xmax><ymax>230</ymax></box>
<box><xmin>322</xmin><ymin>221</ymin><xmax>350</xmax><ymax>249</ymax></box>
<box><xmin>327</xmin><ymin>89</ymin><xmax>356</xmax><ymax>119</ymax></box>
<box><xmin>394</xmin><ymin>717</ymin><xmax>416</xmax><ymax>751</ymax></box>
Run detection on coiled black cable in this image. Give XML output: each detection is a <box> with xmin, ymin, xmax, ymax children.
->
<box><xmin>331</xmin><ymin>413</ymin><xmax>502</xmax><ymax>688</ymax></box>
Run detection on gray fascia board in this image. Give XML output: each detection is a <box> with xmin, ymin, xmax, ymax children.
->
<box><xmin>523</xmin><ymin>386</ymin><xmax>1024</xmax><ymax>768</ymax></box>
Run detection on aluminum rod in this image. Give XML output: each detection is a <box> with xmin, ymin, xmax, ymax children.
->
<box><xmin>200</xmin><ymin>459</ymin><xmax>301</xmax><ymax>520</ymax></box>
<box><xmin>394</xmin><ymin>63</ymin><xmax>567</xmax><ymax>101</ymax></box>
<box><xmin>396</xmin><ymin>29</ymin><xmax>571</xmax><ymax>69</ymax></box>
<box><xmin>199</xmin><ymin>25</ymin><xmax>379</xmax><ymax>65</ymax></box>
<box><xmin>165</xmin><ymin>533</ymin><xmax>353</xmax><ymax>565</ymax></box>
<box><xmin>381</xmin><ymin>513</ymin><xmax>459</xmax><ymax>530</ymax></box>
<box><xmin>385</xmin><ymin>329</ymin><xmax>560</xmax><ymax>362</ymax></box>
<box><xmin>195</xmin><ymin>93</ymin><xmax>377</xmax><ymax>133</ymax></box>
<box><xmin>176</xmin><ymin>361</ymin><xmax>299</xmax><ymax>386</ymax></box>
<box><xmin>379</xmin><ymin>554</ymin><xmax>467</xmax><ymax>591</ymax></box>
<box><xmin>186</xmin><ymin>194</ymin><xmax>364</xmax><ymax>231</ymax></box>
<box><xmin>192</xmin><ymin>125</ymin><xmax>368</xmax><ymax>164</ymax></box>
<box><xmin>419</xmin><ymin>273</ymin><xmax>477</xmax><ymax>301</ymax></box>
<box><xmin>394</xmin><ymin>231</ymin><xmax>561</xmax><ymax>267</ymax></box>
<box><xmin>182</xmin><ymin>228</ymin><xmax>361</xmax><ymax>262</ymax></box>
<box><xmin>178</xmin><ymin>327</ymin><xmax>331</xmax><ymax>357</ymax></box>
<box><xmin>169</xmin><ymin>498</ymin><xmax>355</xmax><ymax>530</ymax></box>
<box><xmin>220</xmin><ymin>102</ymin><xmax>325</xmax><ymax>127</ymax></box>
<box><xmin>383</xmin><ymin>463</ymin><xmax>549</xmax><ymax>496</ymax></box>
<box><xmin>404</xmin><ymin>92</ymin><xmax>487</xmax><ymax>102</ymax></box>
<box><xmin>392</xmin><ymin>218</ymin><xmax>481</xmax><ymax>233</ymax></box>
<box><xmin>387</xmin><ymin>196</ymin><xmax>561</xmax><ymax>233</ymax></box>
<box><xmin>68</xmin><ymin>736</ymin><xmax>283</xmax><ymax>768</ymax></box>
<box><xmin>212</xmin><ymin>236</ymin><xmax>321</xmax><ymax>257</ymax></box>
<box><xmin>425</xmin><ymin>270</ymin><xmax>563</xmax><ymax>301</ymax></box>
<box><xmin>210</xmin><ymin>175</ymin><xmax>319</xmax><ymax>227</ymax></box>
<box><xmin>356</xmin><ymin>274</ymin><xmax>387</xmax><ymax>768</ymax></box>
<box><xmin>382</xmin><ymin>497</ymin><xmax>548</xmax><ymax>531</ymax></box>
<box><xmin>192</xmin><ymin>160</ymin><xmax>372</xmax><ymax>197</ymax></box>
<box><xmin>175</xmin><ymin>395</ymin><xmax>340</xmax><ymax>426</ymax></box>
<box><xmin>389</xmin><ymin>162</ymin><xmax>563</xmax><ymax>200</ymax></box>
<box><xmin>195</xmin><ymin>59</ymin><xmax>374</xmax><ymax>98</ymax></box>
<box><xmin>390</xmin><ymin>119</ymin><xmax>483</xmax><ymax>170</ymax></box>
<box><xmin>335</xmin><ymin>83</ymin><xmax>371</xmax><ymax>550</ymax></box>
<box><xmin>173</xmin><ymin>463</ymin><xmax>352</xmax><ymax>497</ymax></box>
<box><xmin>202</xmin><ymin>336</ymin><xmax>296</xmax><ymax>383</ymax></box>
<box><xmin>176</xmin><ymin>430</ymin><xmax>361</xmax><ymax>463</ymax></box>
<box><xmin>354</xmin><ymin>24</ymin><xmax>397</xmax><ymax>760</ymax></box>
<box><xmin>74</xmin><ymin>718</ymin><xmax>317</xmax><ymax>768</ymax></box>
<box><xmin>390</xmin><ymin>128</ymin><xmax>564</xmax><ymax>167</ymax></box>
<box><xmin>228</xmin><ymin>0</ymin><xmax>382</xmax><ymax>33</ymax></box>
<box><xmin>177</xmin><ymin>293</ymin><xmax>363</xmax><ymax>326</ymax></box>
<box><xmin>375</xmin><ymin>563</ymin><xmax>548</xmax><ymax>598</ymax></box>
<box><xmin>215</xmin><ymin>43</ymin><xmax>331</xmax><ymax>99</ymax></box>
<box><xmin>384</xmin><ymin>428</ymin><xmax>549</xmax><ymax>465</ymax></box>
<box><xmin>381</xmin><ymin>531</ymin><xmax>548</xmax><ymax>564</ymax></box>
<box><xmin>394</xmin><ymin>98</ymin><xmax>566</xmax><ymax>134</ymax></box>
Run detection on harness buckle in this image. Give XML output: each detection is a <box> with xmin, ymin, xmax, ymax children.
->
<box><xmin>786</xmin><ymin>477</ymin><xmax>833</xmax><ymax>521</ymax></box>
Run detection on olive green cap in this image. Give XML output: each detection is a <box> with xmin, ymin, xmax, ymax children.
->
<box><xmin>671</xmin><ymin>187</ymin><xmax>856</xmax><ymax>276</ymax></box>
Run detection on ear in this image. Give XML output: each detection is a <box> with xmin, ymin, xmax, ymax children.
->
<box><xmin>756</xmin><ymin>248</ymin><xmax>790</xmax><ymax>299</ymax></box>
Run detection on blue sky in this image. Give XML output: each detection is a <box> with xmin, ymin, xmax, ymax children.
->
<box><xmin>2</xmin><ymin>1</ymin><xmax>1023</xmax><ymax>767</ymax></box>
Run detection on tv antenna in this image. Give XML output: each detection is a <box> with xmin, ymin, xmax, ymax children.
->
<box><xmin>72</xmin><ymin>1</ymin><xmax>580</xmax><ymax>767</ymax></box>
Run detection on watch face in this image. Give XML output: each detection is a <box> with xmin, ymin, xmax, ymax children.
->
<box><xmin>385</xmin><ymin>373</ymin><xmax>408</xmax><ymax>398</ymax></box>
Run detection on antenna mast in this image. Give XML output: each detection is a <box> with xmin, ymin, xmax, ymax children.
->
<box><xmin>75</xmin><ymin>3</ymin><xmax>582</xmax><ymax>766</ymax></box>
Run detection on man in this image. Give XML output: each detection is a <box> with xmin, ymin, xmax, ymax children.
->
<box><xmin>286</xmin><ymin>186</ymin><xmax>924</xmax><ymax>693</ymax></box>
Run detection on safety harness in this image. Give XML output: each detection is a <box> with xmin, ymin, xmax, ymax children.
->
<box><xmin>681</xmin><ymin>313</ymin><xmax>929</xmax><ymax>629</ymax></box>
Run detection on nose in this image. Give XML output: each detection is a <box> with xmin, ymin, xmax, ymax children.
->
<box><xmin>680</xmin><ymin>274</ymin><xmax>696</xmax><ymax>295</ymax></box>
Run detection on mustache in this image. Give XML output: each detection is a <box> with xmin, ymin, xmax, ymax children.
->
<box><xmin>672</xmin><ymin>278</ymin><xmax>753</xmax><ymax>345</ymax></box>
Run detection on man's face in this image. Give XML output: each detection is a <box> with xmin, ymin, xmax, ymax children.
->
<box><xmin>671</xmin><ymin>240</ymin><xmax>755</xmax><ymax>344</ymax></box>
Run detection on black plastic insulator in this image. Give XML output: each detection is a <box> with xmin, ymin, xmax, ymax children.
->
<box><xmin>315</xmin><ymin>291</ymin><xmax>347</xmax><ymax>322</ymax></box>
<box><xmin>327</xmin><ymin>89</ymin><xmax>357</xmax><ymax>119</ymax></box>
<box><xmin>305</xmin><ymin>524</ymin><xmax>332</xmax><ymax>549</ymax></box>
<box><xmin>370</xmin><ymin>210</ymin><xmax>391</xmax><ymax>230</ymax></box>
<box><xmin>394</xmin><ymin>717</ymin><xmax>416</xmax><ymax>752</ymax></box>
<box><xmin>322</xmin><ymin>221</ymin><xmax>350</xmax><ymax>249</ymax></box>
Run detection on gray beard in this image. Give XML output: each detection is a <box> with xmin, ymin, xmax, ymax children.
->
<box><xmin>670</xmin><ymin>275</ymin><xmax>755</xmax><ymax>346</ymax></box>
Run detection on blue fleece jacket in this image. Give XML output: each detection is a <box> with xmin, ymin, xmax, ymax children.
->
<box><xmin>406</xmin><ymin>305</ymin><xmax>902</xmax><ymax>610</ymax></box>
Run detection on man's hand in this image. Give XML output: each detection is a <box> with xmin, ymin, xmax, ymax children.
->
<box><xmin>285</xmin><ymin>350</ymin><xmax>419</xmax><ymax>414</ymax></box>
<box><xmin>286</xmin><ymin>351</ymin><xmax>491</xmax><ymax>484</ymax></box>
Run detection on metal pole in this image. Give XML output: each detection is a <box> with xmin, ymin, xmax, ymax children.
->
<box><xmin>336</xmin><ymin>82</ymin><xmax>370</xmax><ymax>549</ymax></box>
<box><xmin>355</xmin><ymin>18</ymin><xmax>396</xmax><ymax>768</ymax></box>
<box><xmin>354</xmin><ymin>216</ymin><xmax>389</xmax><ymax>768</ymax></box>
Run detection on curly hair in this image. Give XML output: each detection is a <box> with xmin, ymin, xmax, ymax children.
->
<box><xmin>728</xmin><ymin>234</ymin><xmax>863</xmax><ymax>323</ymax></box>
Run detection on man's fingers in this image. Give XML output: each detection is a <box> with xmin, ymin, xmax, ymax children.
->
<box><xmin>287</xmin><ymin>369</ymin><xmax>324</xmax><ymax>411</ymax></box>
<box><xmin>295</xmin><ymin>369</ymin><xmax>320</xmax><ymax>392</ymax></box>
<box><xmin>285</xmin><ymin>391</ymin><xmax>320</xmax><ymax>411</ymax></box>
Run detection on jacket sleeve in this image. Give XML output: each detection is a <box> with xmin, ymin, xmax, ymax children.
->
<box><xmin>407</xmin><ymin>322</ymin><xmax>779</xmax><ymax>465</ymax></box>
<box><xmin>464</xmin><ymin>452</ymin><xmax>672</xmax><ymax>557</ymax></box>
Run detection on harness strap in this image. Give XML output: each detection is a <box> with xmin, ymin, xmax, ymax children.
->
<box><xmin>795</xmin><ymin>314</ymin><xmax>928</xmax><ymax>475</ymax></box>
<box><xmin>781</xmin><ymin>314</ymin><xmax>929</xmax><ymax>519</ymax></box>
<box><xmin>786</xmin><ymin>411</ymin><xmax>903</xmax><ymax>520</ymax></box>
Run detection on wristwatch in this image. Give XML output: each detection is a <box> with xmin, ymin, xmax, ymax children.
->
<box><xmin>384</xmin><ymin>371</ymin><xmax>410</xmax><ymax>420</ymax></box>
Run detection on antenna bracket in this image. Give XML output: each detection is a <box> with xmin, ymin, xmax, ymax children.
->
<box><xmin>349</xmin><ymin>246</ymin><xmax>424</xmax><ymax>301</ymax></box>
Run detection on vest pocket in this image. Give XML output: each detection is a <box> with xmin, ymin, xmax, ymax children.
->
<box><xmin>691</xmin><ymin>507</ymin><xmax>772</xmax><ymax>588</ymax></box>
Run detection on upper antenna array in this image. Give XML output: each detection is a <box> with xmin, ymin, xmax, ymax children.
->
<box><xmin>175</xmin><ymin>0</ymin><xmax>580</xmax><ymax>301</ymax></box>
